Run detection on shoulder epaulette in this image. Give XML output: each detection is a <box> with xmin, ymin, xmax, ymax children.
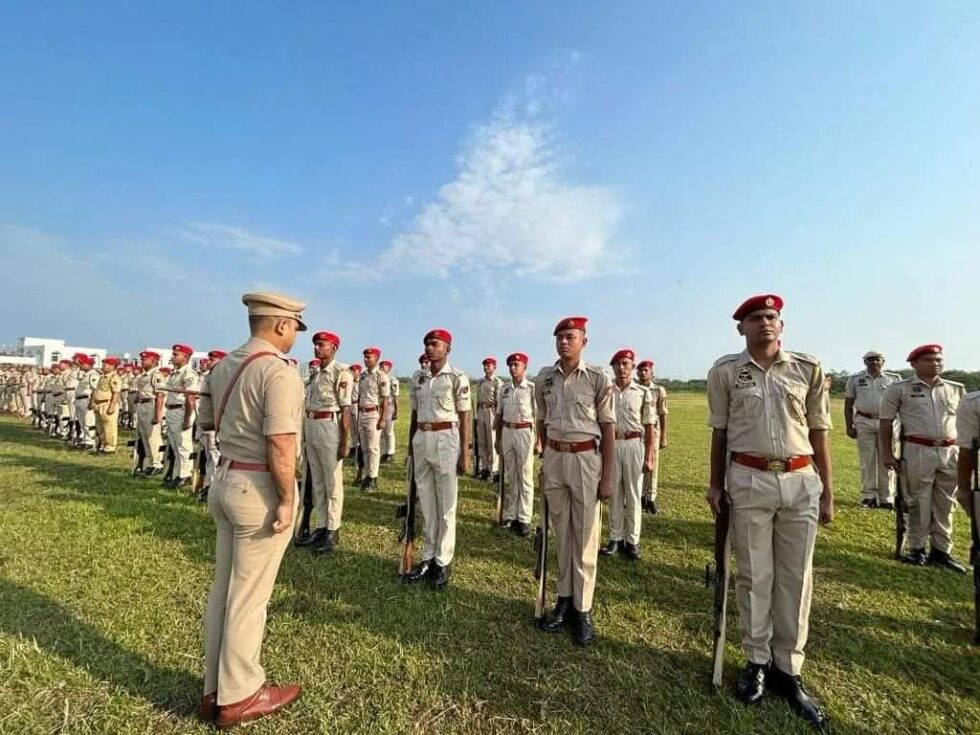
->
<box><xmin>787</xmin><ymin>351</ymin><xmax>821</xmax><ymax>365</ymax></box>
<box><xmin>944</xmin><ymin>378</ymin><xmax>966</xmax><ymax>389</ymax></box>
<box><xmin>883</xmin><ymin>371</ymin><xmax>902</xmax><ymax>378</ymax></box>
<box><xmin>712</xmin><ymin>353</ymin><xmax>740</xmax><ymax>368</ymax></box>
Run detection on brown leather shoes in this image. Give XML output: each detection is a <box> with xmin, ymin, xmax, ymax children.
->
<box><xmin>198</xmin><ymin>693</ymin><xmax>217</xmax><ymax>721</ymax></box>
<box><xmin>215</xmin><ymin>684</ymin><xmax>302</xmax><ymax>729</ymax></box>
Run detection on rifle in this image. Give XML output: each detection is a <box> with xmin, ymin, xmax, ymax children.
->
<box><xmin>533</xmin><ymin>468</ymin><xmax>549</xmax><ymax>620</ymax></box>
<box><xmin>895</xmin><ymin>431</ymin><xmax>907</xmax><ymax>560</ymax></box>
<box><xmin>496</xmin><ymin>451</ymin><xmax>506</xmax><ymax>525</ymax></box>
<box><xmin>472</xmin><ymin>415</ymin><xmax>480</xmax><ymax>477</ymax></box>
<box><xmin>128</xmin><ymin>436</ymin><xmax>146</xmax><ymax>475</ymax></box>
<box><xmin>296</xmin><ymin>453</ymin><xmax>313</xmax><ymax>540</ymax></box>
<box><xmin>704</xmin><ymin>493</ymin><xmax>732</xmax><ymax>689</ymax></box>
<box><xmin>192</xmin><ymin>442</ymin><xmax>207</xmax><ymax>494</ymax></box>
<box><xmin>396</xmin><ymin>453</ymin><xmax>418</xmax><ymax>578</ymax></box>
<box><xmin>163</xmin><ymin>446</ymin><xmax>175</xmax><ymax>483</ymax></box>
<box><xmin>970</xmin><ymin>438</ymin><xmax>979</xmax><ymax>645</ymax></box>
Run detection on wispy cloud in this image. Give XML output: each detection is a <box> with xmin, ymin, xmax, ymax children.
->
<box><xmin>180</xmin><ymin>222</ymin><xmax>302</xmax><ymax>259</ymax></box>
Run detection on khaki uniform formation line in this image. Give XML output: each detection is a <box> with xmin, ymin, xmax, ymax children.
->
<box><xmin>5</xmin><ymin>289</ymin><xmax>978</xmax><ymax>734</ymax></box>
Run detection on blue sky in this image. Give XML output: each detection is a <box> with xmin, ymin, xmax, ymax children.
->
<box><xmin>2</xmin><ymin>2</ymin><xmax>978</xmax><ymax>377</ymax></box>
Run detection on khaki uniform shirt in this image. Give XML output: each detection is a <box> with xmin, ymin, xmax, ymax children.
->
<box><xmin>613</xmin><ymin>381</ymin><xmax>656</xmax><ymax>434</ymax></box>
<box><xmin>477</xmin><ymin>376</ymin><xmax>503</xmax><ymax>409</ymax></box>
<box><xmin>497</xmin><ymin>378</ymin><xmax>536</xmax><ymax>423</ymax></box>
<box><xmin>93</xmin><ymin>372</ymin><xmax>122</xmax><ymax>402</ymax></box>
<box><xmin>844</xmin><ymin>370</ymin><xmax>901</xmax><ymax>418</ymax></box>
<box><xmin>166</xmin><ymin>364</ymin><xmax>201</xmax><ymax>409</ymax></box>
<box><xmin>197</xmin><ymin>337</ymin><xmax>304</xmax><ymax>464</ymax></box>
<box><xmin>357</xmin><ymin>366</ymin><xmax>390</xmax><ymax>409</ymax></box>
<box><xmin>535</xmin><ymin>360</ymin><xmax>615</xmax><ymax>442</ymax></box>
<box><xmin>60</xmin><ymin>369</ymin><xmax>79</xmax><ymax>404</ymax></box>
<box><xmin>956</xmin><ymin>391</ymin><xmax>980</xmax><ymax>449</ymax></box>
<box><xmin>305</xmin><ymin>360</ymin><xmax>353</xmax><ymax>411</ymax></box>
<box><xmin>75</xmin><ymin>369</ymin><xmax>99</xmax><ymax>399</ymax></box>
<box><xmin>880</xmin><ymin>377</ymin><xmax>965</xmax><ymax>439</ymax></box>
<box><xmin>707</xmin><ymin>349</ymin><xmax>831</xmax><ymax>457</ymax></box>
<box><xmin>409</xmin><ymin>362</ymin><xmax>471</xmax><ymax>422</ymax></box>
<box><xmin>135</xmin><ymin>367</ymin><xmax>167</xmax><ymax>401</ymax></box>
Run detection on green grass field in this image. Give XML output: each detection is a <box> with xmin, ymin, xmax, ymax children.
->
<box><xmin>1</xmin><ymin>394</ymin><xmax>977</xmax><ymax>735</ymax></box>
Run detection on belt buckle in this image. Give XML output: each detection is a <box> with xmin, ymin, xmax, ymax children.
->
<box><xmin>421</xmin><ymin>422</ymin><xmax>431</xmax><ymax>431</ymax></box>
<box><xmin>558</xmin><ymin>441</ymin><xmax>570</xmax><ymax>452</ymax></box>
<box><xmin>932</xmin><ymin>439</ymin><xmax>943</xmax><ymax>447</ymax></box>
<box><xmin>767</xmin><ymin>459</ymin><xmax>785</xmax><ymax>472</ymax></box>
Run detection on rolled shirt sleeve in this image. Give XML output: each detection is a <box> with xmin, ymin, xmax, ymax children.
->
<box><xmin>595</xmin><ymin>371</ymin><xmax>615</xmax><ymax>424</ymax></box>
<box><xmin>879</xmin><ymin>383</ymin><xmax>901</xmax><ymax>422</ymax></box>
<box><xmin>805</xmin><ymin>364</ymin><xmax>833</xmax><ymax>431</ymax></box>
<box><xmin>706</xmin><ymin>365</ymin><xmax>730</xmax><ymax>430</ymax></box>
<box><xmin>956</xmin><ymin>397</ymin><xmax>980</xmax><ymax>449</ymax></box>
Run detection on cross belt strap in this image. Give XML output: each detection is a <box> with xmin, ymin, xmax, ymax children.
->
<box><xmin>904</xmin><ymin>435</ymin><xmax>955</xmax><ymax>447</ymax></box>
<box><xmin>732</xmin><ymin>453</ymin><xmax>811</xmax><ymax>473</ymax></box>
<box><xmin>215</xmin><ymin>351</ymin><xmax>278</xmax><ymax>434</ymax></box>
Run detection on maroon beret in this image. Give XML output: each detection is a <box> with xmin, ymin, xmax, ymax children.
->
<box><xmin>732</xmin><ymin>294</ymin><xmax>783</xmax><ymax>321</ymax></box>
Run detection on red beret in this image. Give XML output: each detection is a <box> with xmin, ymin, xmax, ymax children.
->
<box><xmin>380</xmin><ymin>360</ymin><xmax>393</xmax><ymax>368</ymax></box>
<box><xmin>637</xmin><ymin>360</ymin><xmax>654</xmax><ymax>369</ymax></box>
<box><xmin>288</xmin><ymin>358</ymin><xmax>298</xmax><ymax>366</ymax></box>
<box><xmin>418</xmin><ymin>354</ymin><xmax>429</xmax><ymax>364</ymax></box>
<box><xmin>308</xmin><ymin>358</ymin><xmax>321</xmax><ymax>367</ymax></box>
<box><xmin>312</xmin><ymin>331</ymin><xmax>340</xmax><ymax>348</ymax></box>
<box><xmin>160</xmin><ymin>366</ymin><xmax>171</xmax><ymax>374</ymax></box>
<box><xmin>351</xmin><ymin>363</ymin><xmax>363</xmax><ymax>372</ymax></box>
<box><xmin>82</xmin><ymin>355</ymin><xmax>95</xmax><ymax>366</ymax></box>
<box><xmin>103</xmin><ymin>357</ymin><xmax>120</xmax><ymax>366</ymax></box>
<box><xmin>59</xmin><ymin>359</ymin><xmax>71</xmax><ymax>366</ymax></box>
<box><xmin>172</xmin><ymin>343</ymin><xmax>194</xmax><ymax>356</ymax></box>
<box><xmin>482</xmin><ymin>357</ymin><xmax>496</xmax><ymax>366</ymax></box>
<box><xmin>424</xmin><ymin>328</ymin><xmax>452</xmax><ymax>345</ymax></box>
<box><xmin>140</xmin><ymin>350</ymin><xmax>161</xmax><ymax>361</ymax></box>
<box><xmin>906</xmin><ymin>344</ymin><xmax>943</xmax><ymax>362</ymax></box>
<box><xmin>208</xmin><ymin>350</ymin><xmax>227</xmax><ymax>360</ymax></box>
<box><xmin>610</xmin><ymin>348</ymin><xmax>636</xmax><ymax>365</ymax></box>
<box><xmin>71</xmin><ymin>353</ymin><xmax>86</xmax><ymax>361</ymax></box>
<box><xmin>363</xmin><ymin>347</ymin><xmax>381</xmax><ymax>357</ymax></box>
<box><xmin>732</xmin><ymin>294</ymin><xmax>783</xmax><ymax>321</ymax></box>
<box><xmin>553</xmin><ymin>316</ymin><xmax>588</xmax><ymax>335</ymax></box>
<box><xmin>506</xmin><ymin>352</ymin><xmax>529</xmax><ymax>366</ymax></box>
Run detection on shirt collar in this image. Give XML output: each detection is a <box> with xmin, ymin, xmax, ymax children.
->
<box><xmin>555</xmin><ymin>358</ymin><xmax>587</xmax><ymax>375</ymax></box>
<box><xmin>245</xmin><ymin>336</ymin><xmax>286</xmax><ymax>359</ymax></box>
<box><xmin>738</xmin><ymin>348</ymin><xmax>790</xmax><ymax>368</ymax></box>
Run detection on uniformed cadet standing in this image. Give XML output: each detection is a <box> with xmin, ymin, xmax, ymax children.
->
<box><xmin>535</xmin><ymin>316</ymin><xmax>615</xmax><ymax>646</ymax></box>
<box><xmin>73</xmin><ymin>355</ymin><xmax>98</xmax><ymax>449</ymax></box>
<box><xmin>198</xmin><ymin>350</ymin><xmax>227</xmax><ymax>498</ymax></box>
<box><xmin>49</xmin><ymin>361</ymin><xmax>70</xmax><ymax>436</ymax></box>
<box><xmin>356</xmin><ymin>348</ymin><xmax>389</xmax><ymax>491</ymax></box>
<box><xmin>880</xmin><ymin>344</ymin><xmax>966</xmax><ymax>572</ymax></box>
<box><xmin>132</xmin><ymin>351</ymin><xmax>167</xmax><ymax>476</ymax></box>
<box><xmin>118</xmin><ymin>364</ymin><xmax>133</xmax><ymax>429</ymax></box>
<box><xmin>844</xmin><ymin>351</ymin><xmax>901</xmax><ymax>509</ymax></box>
<box><xmin>349</xmin><ymin>363</ymin><xmax>362</xmax><ymax>462</ymax></box>
<box><xmin>23</xmin><ymin>367</ymin><xmax>37</xmax><ymax>419</ymax></box>
<box><xmin>126</xmin><ymin>365</ymin><xmax>141</xmax><ymax>430</ymax></box>
<box><xmin>706</xmin><ymin>294</ymin><xmax>832</xmax><ymax>729</ymax></box>
<box><xmin>296</xmin><ymin>331</ymin><xmax>352</xmax><ymax>554</ymax></box>
<box><xmin>636</xmin><ymin>360</ymin><xmax>668</xmax><ymax>514</ymax></box>
<box><xmin>494</xmin><ymin>352</ymin><xmax>536</xmax><ymax>536</ymax></box>
<box><xmin>475</xmin><ymin>358</ymin><xmax>503</xmax><ymax>481</ymax></box>
<box><xmin>380</xmin><ymin>359</ymin><xmax>399</xmax><ymax>462</ymax></box>
<box><xmin>404</xmin><ymin>329</ymin><xmax>471</xmax><ymax>589</ymax></box>
<box><xmin>90</xmin><ymin>357</ymin><xmax>123</xmax><ymax>453</ymax></box>
<box><xmin>164</xmin><ymin>344</ymin><xmax>200</xmax><ymax>489</ymax></box>
<box><xmin>600</xmin><ymin>349</ymin><xmax>656</xmax><ymax>561</ymax></box>
<box><xmin>198</xmin><ymin>292</ymin><xmax>306</xmax><ymax>729</ymax></box>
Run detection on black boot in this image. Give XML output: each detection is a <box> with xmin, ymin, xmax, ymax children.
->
<box><xmin>364</xmin><ymin>477</ymin><xmax>377</xmax><ymax>493</ymax></box>
<box><xmin>622</xmin><ymin>542</ymin><xmax>640</xmax><ymax>560</ymax></box>
<box><xmin>313</xmin><ymin>529</ymin><xmax>338</xmax><ymax>555</ymax></box>
<box><xmin>295</xmin><ymin>527</ymin><xmax>325</xmax><ymax>548</ymax></box>
<box><xmin>902</xmin><ymin>548</ymin><xmax>927</xmax><ymax>566</ymax></box>
<box><xmin>735</xmin><ymin>662</ymin><xmax>768</xmax><ymax>705</ymax></box>
<box><xmin>512</xmin><ymin>521</ymin><xmax>530</xmax><ymax>537</ymax></box>
<box><xmin>404</xmin><ymin>559</ymin><xmax>434</xmax><ymax>583</ymax></box>
<box><xmin>574</xmin><ymin>609</ymin><xmax>596</xmax><ymax>646</ymax></box>
<box><xmin>538</xmin><ymin>596</ymin><xmax>575</xmax><ymax>633</ymax></box>
<box><xmin>198</xmin><ymin>487</ymin><xmax>209</xmax><ymax>504</ymax></box>
<box><xmin>927</xmin><ymin>549</ymin><xmax>967</xmax><ymax>573</ymax></box>
<box><xmin>647</xmin><ymin>500</ymin><xmax>659</xmax><ymax>516</ymax></box>
<box><xmin>768</xmin><ymin>667</ymin><xmax>827</xmax><ymax>730</ymax></box>
<box><xmin>432</xmin><ymin>563</ymin><xmax>451</xmax><ymax>589</ymax></box>
<box><xmin>598</xmin><ymin>539</ymin><xmax>622</xmax><ymax>556</ymax></box>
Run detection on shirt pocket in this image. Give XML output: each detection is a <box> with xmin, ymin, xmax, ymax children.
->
<box><xmin>943</xmin><ymin>394</ymin><xmax>960</xmax><ymax>415</ymax></box>
<box><xmin>731</xmin><ymin>385</ymin><xmax>765</xmax><ymax>420</ymax></box>
<box><xmin>434</xmin><ymin>380</ymin><xmax>455</xmax><ymax>412</ymax></box>
<box><xmin>575</xmin><ymin>397</ymin><xmax>597</xmax><ymax>422</ymax></box>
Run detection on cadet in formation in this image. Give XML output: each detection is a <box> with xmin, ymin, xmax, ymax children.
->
<box><xmin>844</xmin><ymin>350</ymin><xmax>901</xmax><ymax>508</ymax></box>
<box><xmin>197</xmin><ymin>350</ymin><xmax>227</xmax><ymax>500</ymax></box>
<box><xmin>90</xmin><ymin>357</ymin><xmax>123</xmax><ymax>453</ymax></box>
<box><xmin>133</xmin><ymin>350</ymin><xmax>166</xmax><ymax>476</ymax></box>
<box><xmin>380</xmin><ymin>359</ymin><xmax>399</xmax><ymax>463</ymax></box>
<box><xmin>635</xmin><ymin>359</ymin><xmax>668</xmax><ymax>514</ymax></box>
<box><xmin>706</xmin><ymin>294</ymin><xmax>833</xmax><ymax>729</ymax></box>
<box><xmin>356</xmin><ymin>347</ymin><xmax>389</xmax><ymax>491</ymax></box>
<box><xmin>164</xmin><ymin>344</ymin><xmax>201</xmax><ymax>489</ymax></box>
<box><xmin>535</xmin><ymin>316</ymin><xmax>615</xmax><ymax>646</ymax></box>
<box><xmin>475</xmin><ymin>357</ymin><xmax>503</xmax><ymax>481</ymax></box>
<box><xmin>72</xmin><ymin>354</ymin><xmax>98</xmax><ymax>449</ymax></box>
<box><xmin>879</xmin><ymin>344</ymin><xmax>966</xmax><ymax>572</ymax></box>
<box><xmin>494</xmin><ymin>352</ymin><xmax>536</xmax><ymax>536</ymax></box>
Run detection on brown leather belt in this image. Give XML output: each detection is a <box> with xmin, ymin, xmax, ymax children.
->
<box><xmin>904</xmin><ymin>435</ymin><xmax>955</xmax><ymax>447</ymax></box>
<box><xmin>418</xmin><ymin>421</ymin><xmax>454</xmax><ymax>431</ymax></box>
<box><xmin>548</xmin><ymin>438</ymin><xmax>597</xmax><ymax>453</ymax></box>
<box><xmin>92</xmin><ymin>399</ymin><xmax>109</xmax><ymax>405</ymax></box>
<box><xmin>360</xmin><ymin>405</ymin><xmax>379</xmax><ymax>413</ymax></box>
<box><xmin>52</xmin><ymin>392</ymin><xmax>64</xmax><ymax>397</ymax></box>
<box><xmin>223</xmin><ymin>459</ymin><xmax>270</xmax><ymax>472</ymax></box>
<box><xmin>75</xmin><ymin>395</ymin><xmax>89</xmax><ymax>400</ymax></box>
<box><xmin>732</xmin><ymin>453</ymin><xmax>811</xmax><ymax>472</ymax></box>
<box><xmin>306</xmin><ymin>410</ymin><xmax>336</xmax><ymax>420</ymax></box>
<box><xmin>166</xmin><ymin>404</ymin><xmax>184</xmax><ymax>409</ymax></box>
<box><xmin>855</xmin><ymin>410</ymin><xmax>877</xmax><ymax>419</ymax></box>
<box><xmin>504</xmin><ymin>421</ymin><xmax>532</xmax><ymax>429</ymax></box>
<box><xmin>616</xmin><ymin>430</ymin><xmax>643</xmax><ymax>440</ymax></box>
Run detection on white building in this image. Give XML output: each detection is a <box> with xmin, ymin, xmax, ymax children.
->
<box><xmin>12</xmin><ymin>337</ymin><xmax>108</xmax><ymax>367</ymax></box>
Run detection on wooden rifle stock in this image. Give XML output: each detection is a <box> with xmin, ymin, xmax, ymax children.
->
<box><xmin>398</xmin><ymin>454</ymin><xmax>418</xmax><ymax>577</ymax></box>
<box><xmin>705</xmin><ymin>493</ymin><xmax>731</xmax><ymax>689</ymax></box>
<box><xmin>533</xmin><ymin>468</ymin><xmax>549</xmax><ymax>620</ymax></box>
<box><xmin>971</xmin><ymin>438</ymin><xmax>979</xmax><ymax>645</ymax></box>
<box><xmin>895</xmin><ymin>432</ymin><xmax>908</xmax><ymax>560</ymax></box>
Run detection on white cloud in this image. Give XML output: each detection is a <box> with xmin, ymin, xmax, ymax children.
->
<box><xmin>180</xmin><ymin>222</ymin><xmax>302</xmax><ymax>259</ymax></box>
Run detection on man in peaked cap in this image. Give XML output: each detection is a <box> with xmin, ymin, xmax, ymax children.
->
<box><xmin>495</xmin><ymin>352</ymin><xmax>536</xmax><ymax>536</ymax></box>
<box><xmin>405</xmin><ymin>328</ymin><xmax>472</xmax><ymax>589</ymax></box>
<box><xmin>476</xmin><ymin>357</ymin><xmax>504</xmax><ymax>482</ymax></box>
<box><xmin>380</xmin><ymin>360</ymin><xmax>399</xmax><ymax>463</ymax></box>
<box><xmin>198</xmin><ymin>291</ymin><xmax>306</xmax><ymax>728</ymax></box>
<box><xmin>635</xmin><ymin>360</ymin><xmax>668</xmax><ymax>515</ymax></box>
<box><xmin>163</xmin><ymin>344</ymin><xmax>201</xmax><ymax>489</ymax></box>
<box><xmin>880</xmin><ymin>344</ymin><xmax>966</xmax><ymax>572</ymax></box>
<box><xmin>297</xmin><ymin>331</ymin><xmax>352</xmax><ymax>554</ymax></box>
<box><xmin>844</xmin><ymin>350</ymin><xmax>902</xmax><ymax>509</ymax></box>
<box><xmin>356</xmin><ymin>347</ymin><xmax>390</xmax><ymax>491</ymax></box>
<box><xmin>706</xmin><ymin>294</ymin><xmax>832</xmax><ymax>728</ymax></box>
<box><xmin>535</xmin><ymin>317</ymin><xmax>616</xmax><ymax>646</ymax></box>
<box><xmin>90</xmin><ymin>357</ymin><xmax>123</xmax><ymax>452</ymax></box>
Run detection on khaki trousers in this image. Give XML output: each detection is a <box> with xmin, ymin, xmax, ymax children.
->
<box><xmin>136</xmin><ymin>403</ymin><xmax>164</xmax><ymax>469</ymax></box>
<box><xmin>476</xmin><ymin>408</ymin><xmax>498</xmax><ymax>473</ymax></box>
<box><xmin>350</xmin><ymin>406</ymin><xmax>359</xmax><ymax>448</ymax></box>
<box><xmin>201</xmin><ymin>431</ymin><xmax>220</xmax><ymax>488</ymax></box>
<box><xmin>204</xmin><ymin>468</ymin><xmax>296</xmax><ymax>705</ymax></box>
<box><xmin>642</xmin><ymin>427</ymin><xmax>661</xmax><ymax>501</ymax></box>
<box><xmin>502</xmin><ymin>427</ymin><xmax>535</xmax><ymax>523</ymax></box>
<box><xmin>357</xmin><ymin>410</ymin><xmax>382</xmax><ymax>479</ymax></box>
<box><xmin>165</xmin><ymin>409</ymin><xmax>194</xmax><ymax>479</ymax></box>
<box><xmin>412</xmin><ymin>427</ymin><xmax>459</xmax><ymax>566</ymax></box>
<box><xmin>382</xmin><ymin>403</ymin><xmax>397</xmax><ymax>456</ymax></box>
<box><xmin>902</xmin><ymin>442</ymin><xmax>958</xmax><ymax>553</ymax></box>
<box><xmin>94</xmin><ymin>403</ymin><xmax>118</xmax><ymax>450</ymax></box>
<box><xmin>305</xmin><ymin>417</ymin><xmax>344</xmax><ymax>531</ymax></box>
<box><xmin>727</xmin><ymin>462</ymin><xmax>822</xmax><ymax>675</ymax></box>
<box><xmin>855</xmin><ymin>416</ymin><xmax>896</xmax><ymax>503</ymax></box>
<box><xmin>609</xmin><ymin>438</ymin><xmax>643</xmax><ymax>545</ymax></box>
<box><xmin>74</xmin><ymin>399</ymin><xmax>95</xmax><ymax>445</ymax></box>
<box><xmin>543</xmin><ymin>446</ymin><xmax>602</xmax><ymax>612</ymax></box>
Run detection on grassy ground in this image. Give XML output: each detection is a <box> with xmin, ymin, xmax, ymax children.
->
<box><xmin>0</xmin><ymin>394</ymin><xmax>977</xmax><ymax>735</ymax></box>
